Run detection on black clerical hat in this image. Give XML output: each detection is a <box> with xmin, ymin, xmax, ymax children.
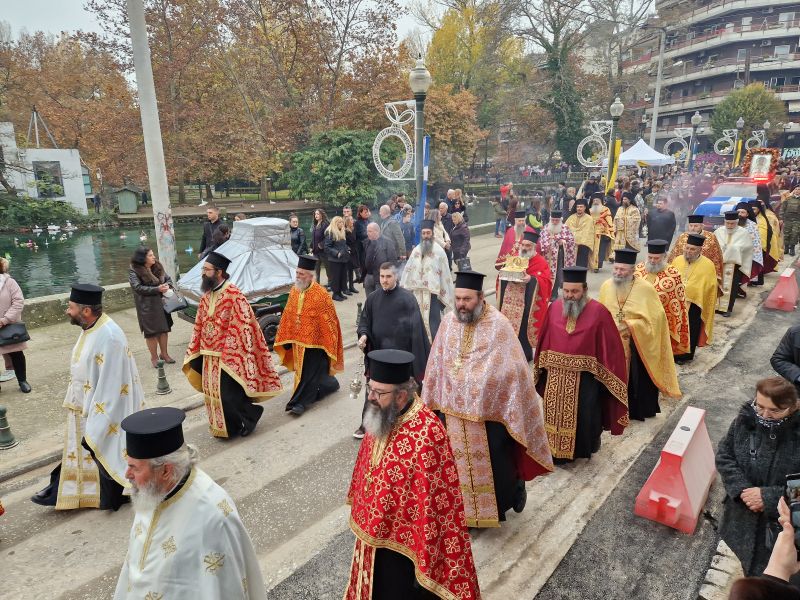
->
<box><xmin>205</xmin><ymin>251</ymin><xmax>231</xmax><ymax>271</ymax></box>
<box><xmin>420</xmin><ymin>219</ymin><xmax>435</xmax><ymax>231</ymax></box>
<box><xmin>297</xmin><ymin>254</ymin><xmax>317</xmax><ymax>270</ymax></box>
<box><xmin>724</xmin><ymin>211</ymin><xmax>739</xmax><ymax>221</ymax></box>
<box><xmin>613</xmin><ymin>249</ymin><xmax>638</xmax><ymax>265</ymax></box>
<box><xmin>574</xmin><ymin>199</ymin><xmax>588</xmax><ymax>208</ymax></box>
<box><xmin>550</xmin><ymin>210</ymin><xmax>562</xmax><ymax>219</ymax></box>
<box><xmin>523</xmin><ymin>230</ymin><xmax>539</xmax><ymax>243</ymax></box>
<box><xmin>735</xmin><ymin>201</ymin><xmax>750</xmax><ymax>212</ymax></box>
<box><xmin>647</xmin><ymin>239</ymin><xmax>669</xmax><ymax>254</ymax></box>
<box><xmin>591</xmin><ymin>192</ymin><xmax>604</xmax><ymax>199</ymax></box>
<box><xmin>367</xmin><ymin>349</ymin><xmax>414</xmax><ymax>385</ymax></box>
<box><xmin>122</xmin><ymin>407</ymin><xmax>186</xmax><ymax>459</ymax></box>
<box><xmin>562</xmin><ymin>267</ymin><xmax>588</xmax><ymax>284</ymax></box>
<box><xmin>70</xmin><ymin>283</ymin><xmax>104</xmax><ymax>305</ymax></box>
<box><xmin>514</xmin><ymin>210</ymin><xmax>526</xmax><ymax>218</ymax></box>
<box><xmin>686</xmin><ymin>233</ymin><xmax>705</xmax><ymax>247</ymax></box>
<box><xmin>454</xmin><ymin>270</ymin><xmax>485</xmax><ymax>291</ymax></box>
<box><xmin>687</xmin><ymin>214</ymin><xmax>704</xmax><ymax>224</ymax></box>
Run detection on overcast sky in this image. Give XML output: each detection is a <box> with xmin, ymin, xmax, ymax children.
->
<box><xmin>4</xmin><ymin>0</ymin><xmax>419</xmax><ymax>40</ymax></box>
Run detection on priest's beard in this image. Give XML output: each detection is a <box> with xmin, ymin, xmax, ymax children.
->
<box><xmin>131</xmin><ymin>478</ymin><xmax>168</xmax><ymax>514</ymax></box>
<box><xmin>201</xmin><ymin>274</ymin><xmax>221</xmax><ymax>292</ymax></box>
<box><xmin>546</xmin><ymin>222</ymin><xmax>562</xmax><ymax>236</ymax></box>
<box><xmin>519</xmin><ymin>248</ymin><xmax>534</xmax><ymax>259</ymax></box>
<box><xmin>362</xmin><ymin>399</ymin><xmax>399</xmax><ymax>440</ymax></box>
<box><xmin>645</xmin><ymin>258</ymin><xmax>667</xmax><ymax>274</ymax></box>
<box><xmin>456</xmin><ymin>301</ymin><xmax>484</xmax><ymax>323</ymax></box>
<box><xmin>295</xmin><ymin>279</ymin><xmax>311</xmax><ymax>291</ymax></box>
<box><xmin>420</xmin><ymin>239</ymin><xmax>434</xmax><ymax>257</ymax></box>
<box><xmin>514</xmin><ymin>223</ymin><xmax>525</xmax><ymax>238</ymax></box>
<box><xmin>738</xmin><ymin>217</ymin><xmax>748</xmax><ymax>227</ymax></box>
<box><xmin>590</xmin><ymin>205</ymin><xmax>602</xmax><ymax>216</ymax></box>
<box><xmin>612</xmin><ymin>273</ymin><xmax>634</xmax><ymax>289</ymax></box>
<box><xmin>562</xmin><ymin>295</ymin><xmax>588</xmax><ymax>320</ymax></box>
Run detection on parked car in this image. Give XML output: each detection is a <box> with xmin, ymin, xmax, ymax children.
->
<box><xmin>177</xmin><ymin>217</ymin><xmax>297</xmax><ymax>349</ymax></box>
<box><xmin>693</xmin><ymin>178</ymin><xmax>758</xmax><ymax>231</ymax></box>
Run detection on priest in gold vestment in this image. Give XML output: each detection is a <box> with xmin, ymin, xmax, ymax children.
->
<box><xmin>599</xmin><ymin>250</ymin><xmax>681</xmax><ymax>421</ymax></box>
<box><xmin>667</xmin><ymin>214</ymin><xmax>724</xmax><ymax>287</ymax></box>
<box><xmin>423</xmin><ymin>271</ymin><xmax>553</xmax><ymax>528</ymax></box>
<box><xmin>565</xmin><ymin>199</ymin><xmax>595</xmax><ymax>268</ymax></box>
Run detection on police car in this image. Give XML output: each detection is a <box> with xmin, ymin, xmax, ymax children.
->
<box><xmin>693</xmin><ymin>178</ymin><xmax>757</xmax><ymax>230</ymax></box>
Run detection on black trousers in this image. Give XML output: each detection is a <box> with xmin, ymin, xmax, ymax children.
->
<box><xmin>576</xmin><ymin>245</ymin><xmax>591</xmax><ymax>268</ymax></box>
<box><xmin>372</xmin><ymin>549</ymin><xmax>438</xmax><ymax>599</ymax></box>
<box><xmin>190</xmin><ymin>357</ymin><xmax>264</xmax><ymax>436</ymax></box>
<box><xmin>4</xmin><ymin>351</ymin><xmax>26</xmax><ymax>382</ymax></box>
<box><xmin>286</xmin><ymin>348</ymin><xmax>339</xmax><ymax>409</ymax></box>
<box><xmin>597</xmin><ymin>237</ymin><xmax>611</xmax><ymax>269</ymax></box>
<box><xmin>328</xmin><ymin>260</ymin><xmax>347</xmax><ymax>295</ymax></box>
<box><xmin>722</xmin><ymin>268</ymin><xmax>743</xmax><ymax>314</ymax></box>
<box><xmin>314</xmin><ymin>254</ymin><xmax>330</xmax><ymax>286</ymax></box>
<box><xmin>676</xmin><ymin>303</ymin><xmax>702</xmax><ymax>361</ymax></box>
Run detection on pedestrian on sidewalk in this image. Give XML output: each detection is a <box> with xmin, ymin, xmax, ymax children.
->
<box><xmin>274</xmin><ymin>255</ymin><xmax>343</xmax><ymax>417</ymax></box>
<box><xmin>716</xmin><ymin>377</ymin><xmax>800</xmax><ymax>578</ymax></box>
<box><xmin>450</xmin><ymin>211</ymin><xmax>471</xmax><ymax>267</ymax></box>
<box><xmin>199</xmin><ymin>205</ymin><xmax>222</xmax><ymax>256</ymax></box>
<box><xmin>31</xmin><ymin>284</ymin><xmax>144</xmax><ymax>510</ymax></box>
<box><xmin>492</xmin><ymin>195</ymin><xmax>507</xmax><ymax>237</ymax></box>
<box><xmin>128</xmin><ymin>247</ymin><xmax>175</xmax><ymax>368</ymax></box>
<box><xmin>0</xmin><ymin>257</ymin><xmax>31</xmax><ymax>393</ymax></box>
<box><xmin>344</xmin><ymin>215</ymin><xmax>359</xmax><ymax>294</ymax></box>
<box><xmin>324</xmin><ymin>216</ymin><xmax>351</xmax><ymax>301</ymax></box>
<box><xmin>183</xmin><ymin>252</ymin><xmax>282</xmax><ymax>438</ymax></box>
<box><xmin>199</xmin><ymin>223</ymin><xmax>230</xmax><ymax>260</ymax></box>
<box><xmin>311</xmin><ymin>208</ymin><xmax>331</xmax><ymax>287</ymax></box>
<box><xmin>362</xmin><ymin>223</ymin><xmax>397</xmax><ymax>296</ymax></box>
<box><xmin>289</xmin><ymin>213</ymin><xmax>308</xmax><ymax>255</ymax></box>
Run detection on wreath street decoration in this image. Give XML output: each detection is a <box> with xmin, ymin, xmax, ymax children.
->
<box><xmin>742</xmin><ymin>147</ymin><xmax>779</xmax><ymax>179</ymax></box>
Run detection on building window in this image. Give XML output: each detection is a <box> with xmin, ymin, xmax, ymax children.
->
<box><xmin>742</xmin><ymin>16</ymin><xmax>752</xmax><ymax>29</ymax></box>
<box><xmin>681</xmin><ymin>89</ymin><xmax>690</xmax><ymax>97</ymax></box>
<box><xmin>32</xmin><ymin>161</ymin><xmax>65</xmax><ymax>198</ymax></box>
<box><xmin>737</xmin><ymin>48</ymin><xmax>748</xmax><ymax>62</ymax></box>
<box><xmin>770</xmin><ymin>76</ymin><xmax>787</xmax><ymax>87</ymax></box>
<box><xmin>775</xmin><ymin>45</ymin><xmax>791</xmax><ymax>57</ymax></box>
<box><xmin>779</xmin><ymin>12</ymin><xmax>795</xmax><ymax>23</ymax></box>
<box><xmin>676</xmin><ymin>115</ymin><xmax>686</xmax><ymax>125</ymax></box>
<box><xmin>792</xmin><ymin>76</ymin><xmax>800</xmax><ymax>85</ymax></box>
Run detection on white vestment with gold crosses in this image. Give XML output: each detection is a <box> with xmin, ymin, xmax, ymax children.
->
<box><xmin>56</xmin><ymin>313</ymin><xmax>144</xmax><ymax>509</ymax></box>
<box><xmin>114</xmin><ymin>468</ymin><xmax>267</xmax><ymax>600</ymax></box>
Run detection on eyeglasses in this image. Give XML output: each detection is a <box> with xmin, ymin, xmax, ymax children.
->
<box><xmin>366</xmin><ymin>385</ymin><xmax>395</xmax><ymax>401</ymax></box>
<box><xmin>751</xmin><ymin>399</ymin><xmax>791</xmax><ymax>418</ymax></box>
<box><xmin>201</xmin><ymin>266</ymin><xmax>218</xmax><ymax>274</ymax></box>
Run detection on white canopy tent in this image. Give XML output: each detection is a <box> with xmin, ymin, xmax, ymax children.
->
<box><xmin>602</xmin><ymin>138</ymin><xmax>676</xmax><ymax>167</ymax></box>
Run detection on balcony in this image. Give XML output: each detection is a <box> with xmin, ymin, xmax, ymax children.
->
<box><xmin>665</xmin><ymin>19</ymin><xmax>800</xmax><ymax>58</ymax></box>
<box><xmin>656</xmin><ymin>0</ymin><xmax>800</xmax><ymax>28</ymax></box>
<box><xmin>644</xmin><ymin>84</ymin><xmax>800</xmax><ymax>115</ymax></box>
<box><xmin>660</xmin><ymin>53</ymin><xmax>800</xmax><ymax>85</ymax></box>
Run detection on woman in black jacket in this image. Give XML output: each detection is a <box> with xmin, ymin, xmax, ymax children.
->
<box><xmin>344</xmin><ymin>215</ymin><xmax>359</xmax><ymax>294</ymax></box>
<box><xmin>311</xmin><ymin>209</ymin><xmax>330</xmax><ymax>287</ymax></box>
<box><xmin>129</xmin><ymin>247</ymin><xmax>175</xmax><ymax>368</ymax></box>
<box><xmin>324</xmin><ymin>216</ymin><xmax>350</xmax><ymax>301</ymax></box>
<box><xmin>716</xmin><ymin>377</ymin><xmax>800</xmax><ymax>577</ymax></box>
<box><xmin>354</xmin><ymin>204</ymin><xmax>372</xmax><ymax>281</ymax></box>
<box><xmin>289</xmin><ymin>213</ymin><xmax>308</xmax><ymax>255</ymax></box>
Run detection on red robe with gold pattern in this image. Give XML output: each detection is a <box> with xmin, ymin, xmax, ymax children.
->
<box><xmin>345</xmin><ymin>398</ymin><xmax>481</xmax><ymax>600</ymax></box>
<box><xmin>183</xmin><ymin>280</ymin><xmax>282</xmax><ymax>437</ymax></box>
<box><xmin>498</xmin><ymin>253</ymin><xmax>552</xmax><ymax>361</ymax></box>
<box><xmin>494</xmin><ymin>226</ymin><xmax>523</xmax><ymax>270</ymax></box>
<box><xmin>633</xmin><ymin>263</ymin><xmax>690</xmax><ymax>355</ymax></box>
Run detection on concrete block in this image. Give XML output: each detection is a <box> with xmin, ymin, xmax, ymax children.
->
<box><xmin>704</xmin><ymin>568</ymin><xmax>730</xmax><ymax>587</ymax></box>
<box><xmin>698</xmin><ymin>582</ymin><xmax>725</xmax><ymax>600</ymax></box>
<box><xmin>710</xmin><ymin>553</ymin><xmax>741</xmax><ymax>575</ymax></box>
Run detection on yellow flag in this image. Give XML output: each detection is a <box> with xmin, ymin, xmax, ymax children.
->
<box><xmin>733</xmin><ymin>139</ymin><xmax>743</xmax><ymax>167</ymax></box>
<box><xmin>606</xmin><ymin>139</ymin><xmax>622</xmax><ymax>193</ymax></box>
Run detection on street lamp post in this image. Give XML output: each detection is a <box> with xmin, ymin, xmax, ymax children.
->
<box><xmin>409</xmin><ymin>55</ymin><xmax>432</xmax><ymax>208</ymax></box>
<box><xmin>607</xmin><ymin>97</ymin><xmax>624</xmax><ymax>190</ymax></box>
<box><xmin>688</xmin><ymin>111</ymin><xmax>702</xmax><ymax>172</ymax></box>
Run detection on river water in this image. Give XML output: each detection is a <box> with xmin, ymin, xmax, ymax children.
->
<box><xmin>1</xmin><ymin>201</ymin><xmax>497</xmax><ymax>298</ymax></box>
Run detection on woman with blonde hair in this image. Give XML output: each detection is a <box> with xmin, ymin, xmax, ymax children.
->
<box><xmin>324</xmin><ymin>216</ymin><xmax>351</xmax><ymax>301</ymax></box>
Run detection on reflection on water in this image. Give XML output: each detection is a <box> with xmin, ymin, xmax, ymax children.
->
<box><xmin>1</xmin><ymin>201</ymin><xmax>496</xmax><ymax>299</ymax></box>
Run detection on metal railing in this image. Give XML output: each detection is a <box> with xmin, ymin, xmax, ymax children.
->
<box><xmin>663</xmin><ymin>52</ymin><xmax>800</xmax><ymax>80</ymax></box>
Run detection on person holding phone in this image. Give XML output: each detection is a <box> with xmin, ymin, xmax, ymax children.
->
<box><xmin>716</xmin><ymin>377</ymin><xmax>800</xmax><ymax>577</ymax></box>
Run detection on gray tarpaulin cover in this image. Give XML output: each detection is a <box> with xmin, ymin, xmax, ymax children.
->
<box><xmin>178</xmin><ymin>217</ymin><xmax>298</xmax><ymax>303</ymax></box>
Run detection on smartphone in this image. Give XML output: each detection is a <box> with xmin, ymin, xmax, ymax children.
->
<box><xmin>785</xmin><ymin>473</ymin><xmax>800</xmax><ymax>557</ymax></box>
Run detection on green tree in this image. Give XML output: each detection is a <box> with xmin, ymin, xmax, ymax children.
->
<box><xmin>709</xmin><ymin>84</ymin><xmax>787</xmax><ymax>139</ymax></box>
<box><xmin>282</xmin><ymin>129</ymin><xmax>397</xmax><ymax>207</ymax></box>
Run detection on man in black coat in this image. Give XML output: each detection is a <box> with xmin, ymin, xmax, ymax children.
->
<box><xmin>771</xmin><ymin>325</ymin><xmax>800</xmax><ymax>394</ymax></box>
<box><xmin>646</xmin><ymin>197</ymin><xmax>677</xmax><ymax>242</ymax></box>
<box><xmin>199</xmin><ymin>205</ymin><xmax>223</xmax><ymax>254</ymax></box>
<box><xmin>362</xmin><ymin>223</ymin><xmax>398</xmax><ymax>295</ymax></box>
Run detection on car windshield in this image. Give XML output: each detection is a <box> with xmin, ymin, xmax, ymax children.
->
<box><xmin>711</xmin><ymin>183</ymin><xmax>756</xmax><ymax>197</ymax></box>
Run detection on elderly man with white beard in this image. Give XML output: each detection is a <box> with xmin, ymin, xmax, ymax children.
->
<box><xmin>714</xmin><ymin>211</ymin><xmax>755</xmax><ymax>318</ymax></box>
<box><xmin>667</xmin><ymin>214</ymin><xmax>724</xmax><ymax>287</ymax></box>
<box><xmin>400</xmin><ymin>219</ymin><xmax>455</xmax><ymax>343</ymax></box>
<box><xmin>344</xmin><ymin>350</ymin><xmax>480</xmax><ymax>599</ymax></box>
<box><xmin>535</xmin><ymin>267</ymin><xmax>629</xmax><ymax>462</ymax></box>
<box><xmin>633</xmin><ymin>239</ymin><xmax>690</xmax><ymax>357</ymax></box>
<box><xmin>599</xmin><ymin>249</ymin><xmax>681</xmax><ymax>421</ymax></box>
<box><xmin>539</xmin><ymin>210</ymin><xmax>577</xmax><ymax>300</ymax></box>
<box><xmin>115</xmin><ymin>407</ymin><xmax>267</xmax><ymax>600</ymax></box>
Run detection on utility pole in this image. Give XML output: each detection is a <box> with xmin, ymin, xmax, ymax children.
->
<box><xmin>127</xmin><ymin>0</ymin><xmax>178</xmax><ymax>280</ymax></box>
<box><xmin>649</xmin><ymin>29</ymin><xmax>667</xmax><ymax>148</ymax></box>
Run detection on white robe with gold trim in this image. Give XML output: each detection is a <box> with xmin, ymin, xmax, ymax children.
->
<box><xmin>57</xmin><ymin>313</ymin><xmax>144</xmax><ymax>509</ymax></box>
<box><xmin>114</xmin><ymin>468</ymin><xmax>267</xmax><ymax>600</ymax></box>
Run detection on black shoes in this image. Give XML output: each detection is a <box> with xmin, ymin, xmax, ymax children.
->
<box><xmin>19</xmin><ymin>381</ymin><xmax>31</xmax><ymax>393</ymax></box>
<box><xmin>288</xmin><ymin>404</ymin><xmax>305</xmax><ymax>416</ymax></box>
<box><xmin>513</xmin><ymin>481</ymin><xmax>527</xmax><ymax>513</ymax></box>
<box><xmin>332</xmin><ymin>293</ymin><xmax>346</xmax><ymax>301</ymax></box>
<box><xmin>348</xmin><ymin>286</ymin><xmax>358</xmax><ymax>293</ymax></box>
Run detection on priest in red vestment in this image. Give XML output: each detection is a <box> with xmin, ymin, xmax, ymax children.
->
<box><xmin>424</xmin><ymin>271</ymin><xmax>554</xmax><ymax>528</ymax></box>
<box><xmin>183</xmin><ymin>252</ymin><xmax>283</xmax><ymax>438</ymax></box>
<box><xmin>535</xmin><ymin>267</ymin><xmax>629</xmax><ymax>462</ymax></box>
<box><xmin>494</xmin><ymin>210</ymin><xmax>527</xmax><ymax>270</ymax></box>
<box><xmin>345</xmin><ymin>349</ymin><xmax>480</xmax><ymax>600</ymax></box>
<box><xmin>497</xmin><ymin>229</ymin><xmax>552</xmax><ymax>361</ymax></box>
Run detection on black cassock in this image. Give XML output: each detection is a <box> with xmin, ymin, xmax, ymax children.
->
<box><xmin>498</xmin><ymin>277</ymin><xmax>539</xmax><ymax>362</ymax></box>
<box><xmin>358</xmin><ymin>286</ymin><xmax>431</xmax><ymax>380</ymax></box>
<box><xmin>188</xmin><ymin>357</ymin><xmax>264</xmax><ymax>436</ymax></box>
<box><xmin>628</xmin><ymin>344</ymin><xmax>660</xmax><ymax>421</ymax></box>
<box><xmin>284</xmin><ymin>348</ymin><xmax>340</xmax><ymax>411</ymax></box>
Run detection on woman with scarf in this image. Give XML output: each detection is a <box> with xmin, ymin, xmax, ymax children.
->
<box><xmin>129</xmin><ymin>247</ymin><xmax>175</xmax><ymax>367</ymax></box>
<box><xmin>717</xmin><ymin>377</ymin><xmax>800</xmax><ymax>578</ymax></box>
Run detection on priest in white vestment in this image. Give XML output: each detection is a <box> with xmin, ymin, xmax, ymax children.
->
<box><xmin>31</xmin><ymin>284</ymin><xmax>144</xmax><ymax>510</ymax></box>
<box><xmin>115</xmin><ymin>407</ymin><xmax>266</xmax><ymax>600</ymax></box>
<box><xmin>713</xmin><ymin>211</ymin><xmax>754</xmax><ymax>318</ymax></box>
<box><xmin>399</xmin><ymin>219</ymin><xmax>455</xmax><ymax>342</ymax></box>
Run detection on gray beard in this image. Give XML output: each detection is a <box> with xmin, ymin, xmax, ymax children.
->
<box><xmin>685</xmin><ymin>254</ymin><xmax>699</xmax><ymax>263</ymax></box>
<box><xmin>514</xmin><ymin>223</ymin><xmax>525</xmax><ymax>238</ymax></box>
<box><xmin>456</xmin><ymin>302</ymin><xmax>484</xmax><ymax>323</ymax></box>
<box><xmin>644</xmin><ymin>259</ymin><xmax>666</xmax><ymax>274</ymax></box>
<box><xmin>519</xmin><ymin>248</ymin><xmax>534</xmax><ymax>259</ymax></box>
<box><xmin>131</xmin><ymin>478</ymin><xmax>168</xmax><ymax>515</ymax></box>
<box><xmin>362</xmin><ymin>400</ymin><xmax>399</xmax><ymax>440</ymax></box>
<box><xmin>547</xmin><ymin>223</ymin><xmax>562</xmax><ymax>236</ymax></box>
<box><xmin>562</xmin><ymin>296</ymin><xmax>588</xmax><ymax>320</ymax></box>
<box><xmin>590</xmin><ymin>206</ymin><xmax>602</xmax><ymax>216</ymax></box>
<box><xmin>612</xmin><ymin>273</ymin><xmax>633</xmax><ymax>289</ymax></box>
<box><xmin>294</xmin><ymin>279</ymin><xmax>311</xmax><ymax>291</ymax></box>
<box><xmin>420</xmin><ymin>239</ymin><xmax>434</xmax><ymax>257</ymax></box>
